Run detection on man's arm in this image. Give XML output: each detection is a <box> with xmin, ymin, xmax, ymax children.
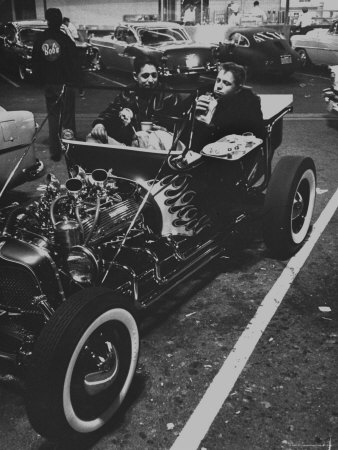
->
<box><xmin>91</xmin><ymin>94</ymin><xmax>135</xmax><ymax>144</ymax></box>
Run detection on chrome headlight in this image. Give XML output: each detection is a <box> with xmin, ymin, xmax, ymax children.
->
<box><xmin>67</xmin><ymin>246</ymin><xmax>99</xmax><ymax>284</ymax></box>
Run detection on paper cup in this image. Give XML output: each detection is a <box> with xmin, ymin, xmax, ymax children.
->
<box><xmin>141</xmin><ymin>121</ymin><xmax>153</xmax><ymax>132</ymax></box>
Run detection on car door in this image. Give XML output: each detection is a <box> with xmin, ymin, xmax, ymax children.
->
<box><xmin>314</xmin><ymin>24</ymin><xmax>338</xmax><ymax>65</ymax></box>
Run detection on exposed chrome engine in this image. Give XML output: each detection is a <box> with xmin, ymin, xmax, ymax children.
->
<box><xmin>3</xmin><ymin>167</ymin><xmax>142</xmax><ymax>249</ymax></box>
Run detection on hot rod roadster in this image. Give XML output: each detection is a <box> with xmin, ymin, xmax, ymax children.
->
<box><xmin>0</xmin><ymin>87</ymin><xmax>316</xmax><ymax>440</ymax></box>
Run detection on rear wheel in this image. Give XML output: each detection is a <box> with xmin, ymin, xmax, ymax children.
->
<box><xmin>296</xmin><ymin>48</ymin><xmax>309</xmax><ymax>68</ymax></box>
<box><xmin>25</xmin><ymin>288</ymin><xmax>139</xmax><ymax>439</ymax></box>
<box><xmin>263</xmin><ymin>156</ymin><xmax>316</xmax><ymax>259</ymax></box>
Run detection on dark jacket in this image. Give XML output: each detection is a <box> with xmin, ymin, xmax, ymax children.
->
<box><xmin>92</xmin><ymin>82</ymin><xmax>182</xmax><ymax>145</ymax></box>
<box><xmin>32</xmin><ymin>28</ymin><xmax>79</xmax><ymax>85</ymax></box>
<box><xmin>192</xmin><ymin>87</ymin><xmax>266</xmax><ymax>151</ymax></box>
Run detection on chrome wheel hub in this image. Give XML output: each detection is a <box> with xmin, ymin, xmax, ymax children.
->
<box><xmin>84</xmin><ymin>340</ymin><xmax>119</xmax><ymax>396</ymax></box>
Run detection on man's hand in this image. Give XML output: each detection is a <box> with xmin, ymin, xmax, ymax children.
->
<box><xmin>91</xmin><ymin>123</ymin><xmax>108</xmax><ymax>143</ymax></box>
<box><xmin>195</xmin><ymin>94</ymin><xmax>212</xmax><ymax>114</ymax></box>
<box><xmin>119</xmin><ymin>108</ymin><xmax>133</xmax><ymax>126</ymax></box>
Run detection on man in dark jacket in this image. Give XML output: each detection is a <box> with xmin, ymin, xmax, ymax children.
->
<box><xmin>192</xmin><ymin>62</ymin><xmax>266</xmax><ymax>152</ymax></box>
<box><xmin>89</xmin><ymin>55</ymin><xmax>182</xmax><ymax>147</ymax></box>
<box><xmin>32</xmin><ymin>8</ymin><xmax>80</xmax><ymax>161</ymax></box>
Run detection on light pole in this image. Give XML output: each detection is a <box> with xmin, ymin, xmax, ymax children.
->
<box><xmin>285</xmin><ymin>0</ymin><xmax>290</xmax><ymax>24</ymax></box>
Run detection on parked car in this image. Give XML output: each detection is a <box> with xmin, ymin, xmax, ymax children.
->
<box><xmin>89</xmin><ymin>21</ymin><xmax>218</xmax><ymax>78</ymax></box>
<box><xmin>323</xmin><ymin>65</ymin><xmax>338</xmax><ymax>114</ymax></box>
<box><xmin>290</xmin><ymin>16</ymin><xmax>333</xmax><ymax>37</ymax></box>
<box><xmin>0</xmin><ymin>106</ymin><xmax>43</xmax><ymax>193</ymax></box>
<box><xmin>291</xmin><ymin>20</ymin><xmax>338</xmax><ymax>67</ymax></box>
<box><xmin>216</xmin><ymin>27</ymin><xmax>301</xmax><ymax>77</ymax></box>
<box><xmin>0</xmin><ymin>86</ymin><xmax>316</xmax><ymax>440</ymax></box>
<box><xmin>0</xmin><ymin>20</ymin><xmax>101</xmax><ymax>81</ymax></box>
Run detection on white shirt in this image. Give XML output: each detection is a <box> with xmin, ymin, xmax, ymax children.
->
<box><xmin>183</xmin><ymin>7</ymin><xmax>195</xmax><ymax>23</ymax></box>
<box><xmin>251</xmin><ymin>5</ymin><xmax>267</xmax><ymax>24</ymax></box>
<box><xmin>228</xmin><ymin>12</ymin><xmax>241</xmax><ymax>26</ymax></box>
<box><xmin>67</xmin><ymin>22</ymin><xmax>79</xmax><ymax>39</ymax></box>
<box><xmin>296</xmin><ymin>11</ymin><xmax>313</xmax><ymax>28</ymax></box>
<box><xmin>61</xmin><ymin>24</ymin><xmax>75</xmax><ymax>42</ymax></box>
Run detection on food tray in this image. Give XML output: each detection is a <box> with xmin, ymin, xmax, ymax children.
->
<box><xmin>201</xmin><ymin>134</ymin><xmax>263</xmax><ymax>161</ymax></box>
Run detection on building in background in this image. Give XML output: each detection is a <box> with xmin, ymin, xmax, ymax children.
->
<box><xmin>1</xmin><ymin>0</ymin><xmax>337</xmax><ymax>28</ymax></box>
<box><xmin>281</xmin><ymin>0</ymin><xmax>338</xmax><ymax>24</ymax></box>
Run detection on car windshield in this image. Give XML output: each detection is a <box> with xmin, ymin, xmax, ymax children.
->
<box><xmin>19</xmin><ymin>27</ymin><xmax>45</xmax><ymax>45</ymax></box>
<box><xmin>253</xmin><ymin>31</ymin><xmax>284</xmax><ymax>43</ymax></box>
<box><xmin>138</xmin><ymin>27</ymin><xmax>189</xmax><ymax>45</ymax></box>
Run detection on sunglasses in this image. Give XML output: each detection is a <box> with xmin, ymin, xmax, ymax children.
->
<box><xmin>140</xmin><ymin>72</ymin><xmax>158</xmax><ymax>80</ymax></box>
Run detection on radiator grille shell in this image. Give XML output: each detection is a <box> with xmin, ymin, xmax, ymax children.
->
<box><xmin>0</xmin><ymin>266</ymin><xmax>40</xmax><ymax>314</ymax></box>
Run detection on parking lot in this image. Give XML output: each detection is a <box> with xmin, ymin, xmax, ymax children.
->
<box><xmin>0</xmin><ymin>65</ymin><xmax>338</xmax><ymax>450</ymax></box>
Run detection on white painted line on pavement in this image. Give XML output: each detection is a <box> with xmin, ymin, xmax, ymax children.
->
<box><xmin>171</xmin><ymin>187</ymin><xmax>338</xmax><ymax>450</ymax></box>
<box><xmin>90</xmin><ymin>72</ymin><xmax>127</xmax><ymax>86</ymax></box>
<box><xmin>0</xmin><ymin>73</ymin><xmax>20</xmax><ymax>87</ymax></box>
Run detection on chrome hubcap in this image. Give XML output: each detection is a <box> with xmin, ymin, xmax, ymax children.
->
<box><xmin>84</xmin><ymin>340</ymin><xmax>119</xmax><ymax>396</ymax></box>
<box><xmin>292</xmin><ymin>191</ymin><xmax>304</xmax><ymax>221</ymax></box>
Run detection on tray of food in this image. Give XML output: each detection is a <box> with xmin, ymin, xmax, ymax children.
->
<box><xmin>201</xmin><ymin>134</ymin><xmax>263</xmax><ymax>161</ymax></box>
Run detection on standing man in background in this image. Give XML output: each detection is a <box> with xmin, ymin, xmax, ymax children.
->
<box><xmin>296</xmin><ymin>7</ymin><xmax>313</xmax><ymax>35</ymax></box>
<box><xmin>251</xmin><ymin>1</ymin><xmax>267</xmax><ymax>25</ymax></box>
<box><xmin>32</xmin><ymin>8</ymin><xmax>80</xmax><ymax>161</ymax></box>
<box><xmin>228</xmin><ymin>3</ymin><xmax>241</xmax><ymax>26</ymax></box>
<box><xmin>62</xmin><ymin>17</ymin><xmax>79</xmax><ymax>41</ymax></box>
<box><xmin>183</xmin><ymin>5</ymin><xmax>196</xmax><ymax>25</ymax></box>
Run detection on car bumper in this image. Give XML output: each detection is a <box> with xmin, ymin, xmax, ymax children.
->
<box><xmin>160</xmin><ymin>64</ymin><xmax>218</xmax><ymax>77</ymax></box>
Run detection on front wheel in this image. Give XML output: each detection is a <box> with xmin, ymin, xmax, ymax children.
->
<box><xmin>263</xmin><ymin>156</ymin><xmax>316</xmax><ymax>259</ymax></box>
<box><xmin>25</xmin><ymin>288</ymin><xmax>139</xmax><ymax>439</ymax></box>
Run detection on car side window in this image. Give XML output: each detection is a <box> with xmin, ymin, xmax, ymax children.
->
<box><xmin>333</xmin><ymin>22</ymin><xmax>338</xmax><ymax>35</ymax></box>
<box><xmin>115</xmin><ymin>28</ymin><xmax>126</xmax><ymax>42</ymax></box>
<box><xmin>231</xmin><ymin>33</ymin><xmax>250</xmax><ymax>47</ymax></box>
<box><xmin>328</xmin><ymin>21</ymin><xmax>338</xmax><ymax>35</ymax></box>
<box><xmin>115</xmin><ymin>28</ymin><xmax>136</xmax><ymax>44</ymax></box>
<box><xmin>125</xmin><ymin>30</ymin><xmax>136</xmax><ymax>44</ymax></box>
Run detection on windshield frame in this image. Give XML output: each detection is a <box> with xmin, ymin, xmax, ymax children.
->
<box><xmin>135</xmin><ymin>25</ymin><xmax>191</xmax><ymax>45</ymax></box>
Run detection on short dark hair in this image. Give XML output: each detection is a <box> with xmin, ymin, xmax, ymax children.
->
<box><xmin>45</xmin><ymin>8</ymin><xmax>62</xmax><ymax>29</ymax></box>
<box><xmin>62</xmin><ymin>17</ymin><xmax>70</xmax><ymax>24</ymax></box>
<box><xmin>302</xmin><ymin>7</ymin><xmax>308</xmax><ymax>13</ymax></box>
<box><xmin>219</xmin><ymin>62</ymin><xmax>246</xmax><ymax>87</ymax></box>
<box><xmin>253</xmin><ymin>1</ymin><xmax>259</xmax><ymax>6</ymax></box>
<box><xmin>133</xmin><ymin>55</ymin><xmax>158</xmax><ymax>75</ymax></box>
